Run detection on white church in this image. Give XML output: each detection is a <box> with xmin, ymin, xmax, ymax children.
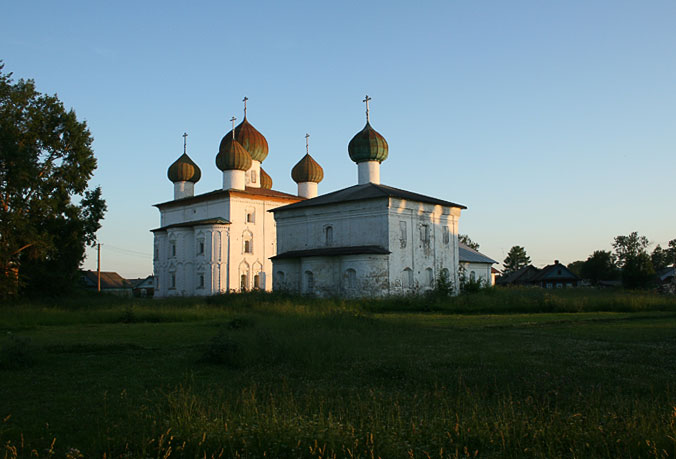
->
<box><xmin>152</xmin><ymin>97</ymin><xmax>493</xmax><ymax>298</ymax></box>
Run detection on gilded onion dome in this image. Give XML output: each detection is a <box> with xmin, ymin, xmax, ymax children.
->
<box><xmin>168</xmin><ymin>153</ymin><xmax>201</xmax><ymax>183</ymax></box>
<box><xmin>222</xmin><ymin>117</ymin><xmax>269</xmax><ymax>163</ymax></box>
<box><xmin>348</xmin><ymin>122</ymin><xmax>389</xmax><ymax>164</ymax></box>
<box><xmin>291</xmin><ymin>153</ymin><xmax>324</xmax><ymax>183</ymax></box>
<box><xmin>216</xmin><ymin>136</ymin><xmax>252</xmax><ymax>171</ymax></box>
<box><xmin>260</xmin><ymin>167</ymin><xmax>273</xmax><ymax>189</ymax></box>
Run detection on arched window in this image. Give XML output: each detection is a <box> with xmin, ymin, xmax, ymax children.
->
<box><xmin>426</xmin><ymin>268</ymin><xmax>434</xmax><ymax>286</ymax></box>
<box><xmin>243</xmin><ymin>232</ymin><xmax>253</xmax><ymax>254</ymax></box>
<box><xmin>304</xmin><ymin>271</ymin><xmax>314</xmax><ymax>294</ymax></box>
<box><xmin>469</xmin><ymin>271</ymin><xmax>476</xmax><ymax>282</ymax></box>
<box><xmin>402</xmin><ymin>268</ymin><xmax>413</xmax><ymax>289</ymax></box>
<box><xmin>251</xmin><ymin>170</ymin><xmax>257</xmax><ymax>183</ymax></box>
<box><xmin>325</xmin><ymin>226</ymin><xmax>333</xmax><ymax>246</ymax></box>
<box><xmin>440</xmin><ymin>268</ymin><xmax>450</xmax><ymax>282</ymax></box>
<box><xmin>253</xmin><ymin>274</ymin><xmax>260</xmax><ymax>289</ymax></box>
<box><xmin>197</xmin><ymin>273</ymin><xmax>205</xmax><ymax>289</ymax></box>
<box><xmin>240</xmin><ymin>274</ymin><xmax>247</xmax><ymax>291</ymax></box>
<box><xmin>345</xmin><ymin>268</ymin><xmax>356</xmax><ymax>289</ymax></box>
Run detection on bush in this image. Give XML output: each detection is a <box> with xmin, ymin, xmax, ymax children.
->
<box><xmin>200</xmin><ymin>331</ymin><xmax>242</xmax><ymax>367</ymax></box>
<box><xmin>0</xmin><ymin>334</ymin><xmax>35</xmax><ymax>369</ymax></box>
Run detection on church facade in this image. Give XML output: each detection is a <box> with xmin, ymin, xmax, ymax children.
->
<box><xmin>271</xmin><ymin>99</ymin><xmax>466</xmax><ymax>296</ymax></box>
<box><xmin>153</xmin><ymin>97</ymin><xmax>468</xmax><ymax>298</ymax></box>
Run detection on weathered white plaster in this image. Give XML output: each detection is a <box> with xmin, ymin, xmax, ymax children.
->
<box><xmin>245</xmin><ymin>160</ymin><xmax>261</xmax><ymax>188</ymax></box>
<box><xmin>297</xmin><ymin>182</ymin><xmax>318</xmax><ymax>199</ymax></box>
<box><xmin>173</xmin><ymin>181</ymin><xmax>194</xmax><ymax>199</ymax></box>
<box><xmin>358</xmin><ymin>161</ymin><xmax>380</xmax><ymax>184</ymax></box>
<box><xmin>223</xmin><ymin>170</ymin><xmax>246</xmax><ymax>190</ymax></box>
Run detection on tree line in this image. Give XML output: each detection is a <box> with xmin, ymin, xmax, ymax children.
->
<box><xmin>500</xmin><ymin>233</ymin><xmax>675</xmax><ymax>289</ymax></box>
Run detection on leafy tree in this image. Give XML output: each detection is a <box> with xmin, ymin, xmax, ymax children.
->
<box><xmin>612</xmin><ymin>232</ymin><xmax>649</xmax><ymax>269</ymax></box>
<box><xmin>0</xmin><ymin>63</ymin><xmax>106</xmax><ymax>297</ymax></box>
<box><xmin>580</xmin><ymin>250</ymin><xmax>619</xmax><ymax>285</ymax></box>
<box><xmin>503</xmin><ymin>246</ymin><xmax>530</xmax><ymax>274</ymax></box>
<box><xmin>459</xmin><ymin>234</ymin><xmax>480</xmax><ymax>250</ymax></box>
<box><xmin>567</xmin><ymin>260</ymin><xmax>585</xmax><ymax>277</ymax></box>
<box><xmin>651</xmin><ymin>245</ymin><xmax>671</xmax><ymax>271</ymax></box>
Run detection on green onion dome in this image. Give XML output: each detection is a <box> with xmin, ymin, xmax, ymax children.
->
<box><xmin>260</xmin><ymin>167</ymin><xmax>273</xmax><ymax>189</ymax></box>
<box><xmin>216</xmin><ymin>136</ymin><xmax>252</xmax><ymax>171</ymax></box>
<box><xmin>168</xmin><ymin>153</ymin><xmax>201</xmax><ymax>183</ymax></box>
<box><xmin>291</xmin><ymin>154</ymin><xmax>324</xmax><ymax>183</ymax></box>
<box><xmin>222</xmin><ymin>117</ymin><xmax>269</xmax><ymax>163</ymax></box>
<box><xmin>347</xmin><ymin>122</ymin><xmax>388</xmax><ymax>164</ymax></box>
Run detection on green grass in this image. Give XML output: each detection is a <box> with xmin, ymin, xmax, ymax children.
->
<box><xmin>1</xmin><ymin>289</ymin><xmax>675</xmax><ymax>458</ymax></box>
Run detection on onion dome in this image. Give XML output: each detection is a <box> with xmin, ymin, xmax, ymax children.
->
<box><xmin>291</xmin><ymin>154</ymin><xmax>324</xmax><ymax>183</ymax></box>
<box><xmin>216</xmin><ymin>136</ymin><xmax>252</xmax><ymax>171</ymax></box>
<box><xmin>168</xmin><ymin>153</ymin><xmax>201</xmax><ymax>183</ymax></box>
<box><xmin>222</xmin><ymin>118</ymin><xmax>269</xmax><ymax>163</ymax></box>
<box><xmin>260</xmin><ymin>167</ymin><xmax>273</xmax><ymax>189</ymax></box>
<box><xmin>348</xmin><ymin>122</ymin><xmax>388</xmax><ymax>164</ymax></box>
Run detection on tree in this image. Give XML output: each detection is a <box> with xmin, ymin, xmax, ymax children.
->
<box><xmin>580</xmin><ymin>250</ymin><xmax>619</xmax><ymax>285</ymax></box>
<box><xmin>503</xmin><ymin>246</ymin><xmax>530</xmax><ymax>274</ymax></box>
<box><xmin>0</xmin><ymin>63</ymin><xmax>106</xmax><ymax>297</ymax></box>
<box><xmin>612</xmin><ymin>232</ymin><xmax>649</xmax><ymax>269</ymax></box>
<box><xmin>459</xmin><ymin>234</ymin><xmax>480</xmax><ymax>250</ymax></box>
<box><xmin>612</xmin><ymin>232</ymin><xmax>653</xmax><ymax>289</ymax></box>
<box><xmin>567</xmin><ymin>260</ymin><xmax>585</xmax><ymax>277</ymax></box>
<box><xmin>651</xmin><ymin>245</ymin><xmax>671</xmax><ymax>271</ymax></box>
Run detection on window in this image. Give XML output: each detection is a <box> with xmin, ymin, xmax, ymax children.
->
<box><xmin>240</xmin><ymin>274</ymin><xmax>248</xmax><ymax>291</ymax></box>
<box><xmin>420</xmin><ymin>224</ymin><xmax>430</xmax><ymax>246</ymax></box>
<box><xmin>325</xmin><ymin>226</ymin><xmax>333</xmax><ymax>246</ymax></box>
<box><xmin>197</xmin><ymin>273</ymin><xmax>205</xmax><ymax>289</ymax></box>
<box><xmin>469</xmin><ymin>271</ymin><xmax>476</xmax><ymax>282</ymax></box>
<box><xmin>154</xmin><ymin>245</ymin><xmax>159</xmax><ymax>260</ymax></box>
<box><xmin>253</xmin><ymin>274</ymin><xmax>261</xmax><ymax>289</ymax></box>
<box><xmin>170</xmin><ymin>241</ymin><xmax>176</xmax><ymax>258</ymax></box>
<box><xmin>345</xmin><ymin>268</ymin><xmax>356</xmax><ymax>289</ymax></box>
<box><xmin>402</xmin><ymin>268</ymin><xmax>413</xmax><ymax>289</ymax></box>
<box><xmin>304</xmin><ymin>271</ymin><xmax>314</xmax><ymax>294</ymax></box>
<box><xmin>443</xmin><ymin>227</ymin><xmax>450</xmax><ymax>245</ymax></box>
<box><xmin>251</xmin><ymin>170</ymin><xmax>257</xmax><ymax>183</ymax></box>
<box><xmin>243</xmin><ymin>232</ymin><xmax>253</xmax><ymax>254</ymax></box>
<box><xmin>399</xmin><ymin>221</ymin><xmax>407</xmax><ymax>248</ymax></box>
<box><xmin>169</xmin><ymin>272</ymin><xmax>176</xmax><ymax>289</ymax></box>
<box><xmin>440</xmin><ymin>268</ymin><xmax>450</xmax><ymax>282</ymax></box>
<box><xmin>197</xmin><ymin>239</ymin><xmax>205</xmax><ymax>255</ymax></box>
<box><xmin>246</xmin><ymin>210</ymin><xmax>255</xmax><ymax>223</ymax></box>
<box><xmin>426</xmin><ymin>268</ymin><xmax>434</xmax><ymax>286</ymax></box>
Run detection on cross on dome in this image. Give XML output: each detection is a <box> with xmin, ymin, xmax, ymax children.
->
<box><xmin>182</xmin><ymin>132</ymin><xmax>188</xmax><ymax>154</ymax></box>
<box><xmin>305</xmin><ymin>133</ymin><xmax>310</xmax><ymax>155</ymax></box>
<box><xmin>363</xmin><ymin>95</ymin><xmax>372</xmax><ymax>122</ymax></box>
<box><xmin>230</xmin><ymin>116</ymin><xmax>237</xmax><ymax>139</ymax></box>
<box><xmin>242</xmin><ymin>96</ymin><xmax>248</xmax><ymax>118</ymax></box>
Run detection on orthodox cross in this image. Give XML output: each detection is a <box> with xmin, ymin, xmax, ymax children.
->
<box><xmin>243</xmin><ymin>96</ymin><xmax>248</xmax><ymax>118</ymax></box>
<box><xmin>182</xmin><ymin>132</ymin><xmax>188</xmax><ymax>154</ymax></box>
<box><xmin>305</xmin><ymin>133</ymin><xmax>310</xmax><ymax>155</ymax></box>
<box><xmin>363</xmin><ymin>95</ymin><xmax>372</xmax><ymax>122</ymax></box>
<box><xmin>230</xmin><ymin>116</ymin><xmax>237</xmax><ymax>140</ymax></box>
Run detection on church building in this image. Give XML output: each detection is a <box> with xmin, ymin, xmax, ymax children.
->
<box><xmin>152</xmin><ymin>100</ymin><xmax>302</xmax><ymax>297</ymax></box>
<box><xmin>271</xmin><ymin>97</ymin><xmax>466</xmax><ymax>296</ymax></box>
<box><xmin>152</xmin><ymin>96</ymin><xmax>468</xmax><ymax>298</ymax></box>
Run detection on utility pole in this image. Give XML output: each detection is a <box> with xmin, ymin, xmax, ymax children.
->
<box><xmin>97</xmin><ymin>243</ymin><xmax>101</xmax><ymax>292</ymax></box>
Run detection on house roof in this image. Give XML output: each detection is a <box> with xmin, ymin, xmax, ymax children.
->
<box><xmin>271</xmin><ymin>245</ymin><xmax>390</xmax><ymax>260</ymax></box>
<box><xmin>271</xmin><ymin>182</ymin><xmax>466</xmax><ymax>212</ymax></box>
<box><xmin>533</xmin><ymin>262</ymin><xmax>580</xmax><ymax>282</ymax></box>
<box><xmin>497</xmin><ymin>265</ymin><xmax>541</xmax><ymax>285</ymax></box>
<box><xmin>150</xmin><ymin>217</ymin><xmax>230</xmax><ymax>232</ymax></box>
<box><xmin>154</xmin><ymin>186</ymin><xmax>302</xmax><ymax>210</ymax></box>
<box><xmin>458</xmin><ymin>243</ymin><xmax>497</xmax><ymax>264</ymax></box>
<box><xmin>80</xmin><ymin>271</ymin><xmax>132</xmax><ymax>289</ymax></box>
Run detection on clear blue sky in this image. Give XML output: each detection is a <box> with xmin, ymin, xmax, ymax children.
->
<box><xmin>3</xmin><ymin>0</ymin><xmax>675</xmax><ymax>277</ymax></box>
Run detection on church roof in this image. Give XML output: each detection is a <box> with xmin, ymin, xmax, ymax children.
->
<box><xmin>458</xmin><ymin>243</ymin><xmax>497</xmax><ymax>265</ymax></box>
<box><xmin>168</xmin><ymin>153</ymin><xmax>201</xmax><ymax>183</ymax></box>
<box><xmin>154</xmin><ymin>186</ymin><xmax>302</xmax><ymax>210</ymax></box>
<box><xmin>271</xmin><ymin>182</ymin><xmax>466</xmax><ymax>212</ymax></box>
<box><xmin>348</xmin><ymin>122</ymin><xmax>389</xmax><ymax>164</ymax></box>
<box><xmin>150</xmin><ymin>217</ymin><xmax>230</xmax><ymax>232</ymax></box>
<box><xmin>291</xmin><ymin>153</ymin><xmax>324</xmax><ymax>183</ymax></box>
<box><xmin>221</xmin><ymin>117</ymin><xmax>269</xmax><ymax>163</ymax></box>
<box><xmin>272</xmin><ymin>245</ymin><xmax>390</xmax><ymax>259</ymax></box>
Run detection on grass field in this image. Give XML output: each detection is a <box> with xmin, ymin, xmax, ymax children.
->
<box><xmin>1</xmin><ymin>289</ymin><xmax>675</xmax><ymax>458</ymax></box>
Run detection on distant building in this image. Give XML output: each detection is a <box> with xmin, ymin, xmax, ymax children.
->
<box><xmin>458</xmin><ymin>243</ymin><xmax>498</xmax><ymax>287</ymax></box>
<box><xmin>497</xmin><ymin>261</ymin><xmax>581</xmax><ymax>288</ymax></box>
<box><xmin>80</xmin><ymin>270</ymin><xmax>133</xmax><ymax>295</ymax></box>
<box><xmin>129</xmin><ymin>275</ymin><xmax>154</xmax><ymax>297</ymax></box>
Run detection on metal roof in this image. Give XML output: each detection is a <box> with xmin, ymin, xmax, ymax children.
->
<box><xmin>458</xmin><ymin>243</ymin><xmax>497</xmax><ymax>264</ymax></box>
<box><xmin>154</xmin><ymin>186</ymin><xmax>302</xmax><ymax>209</ymax></box>
<box><xmin>272</xmin><ymin>245</ymin><xmax>390</xmax><ymax>260</ymax></box>
<box><xmin>272</xmin><ymin>182</ymin><xmax>466</xmax><ymax>212</ymax></box>
<box><xmin>150</xmin><ymin>217</ymin><xmax>230</xmax><ymax>232</ymax></box>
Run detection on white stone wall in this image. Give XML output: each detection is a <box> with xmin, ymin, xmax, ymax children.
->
<box><xmin>460</xmin><ymin>262</ymin><xmax>493</xmax><ymax>287</ymax></box>
<box><xmin>272</xmin><ymin>196</ymin><xmax>462</xmax><ymax>297</ymax></box>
